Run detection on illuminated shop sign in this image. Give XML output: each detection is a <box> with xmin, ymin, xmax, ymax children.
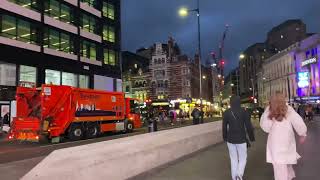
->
<box><xmin>297</xmin><ymin>72</ymin><xmax>309</xmax><ymax>88</ymax></box>
<box><xmin>301</xmin><ymin>57</ymin><xmax>317</xmax><ymax>67</ymax></box>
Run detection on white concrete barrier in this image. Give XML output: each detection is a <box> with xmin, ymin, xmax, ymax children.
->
<box><xmin>22</xmin><ymin>121</ymin><xmax>223</xmax><ymax>180</ymax></box>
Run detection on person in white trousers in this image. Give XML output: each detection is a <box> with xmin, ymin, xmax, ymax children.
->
<box><xmin>260</xmin><ymin>92</ymin><xmax>307</xmax><ymax>180</ymax></box>
<box><xmin>227</xmin><ymin>143</ymin><xmax>247</xmax><ymax>180</ymax></box>
<box><xmin>223</xmin><ymin>96</ymin><xmax>255</xmax><ymax>180</ymax></box>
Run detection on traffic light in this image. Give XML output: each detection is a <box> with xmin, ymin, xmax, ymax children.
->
<box><xmin>220</xmin><ymin>60</ymin><xmax>225</xmax><ymax>66</ymax></box>
<box><xmin>250</xmin><ymin>96</ymin><xmax>254</xmax><ymax>100</ymax></box>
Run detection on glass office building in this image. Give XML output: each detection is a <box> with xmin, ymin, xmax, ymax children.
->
<box><xmin>0</xmin><ymin>0</ymin><xmax>121</xmax><ymax>104</ymax></box>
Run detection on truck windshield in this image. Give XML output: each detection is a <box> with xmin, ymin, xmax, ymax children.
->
<box><xmin>130</xmin><ymin>100</ymin><xmax>140</xmax><ymax>114</ymax></box>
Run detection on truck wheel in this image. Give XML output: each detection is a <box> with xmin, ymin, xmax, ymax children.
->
<box><xmin>68</xmin><ymin>123</ymin><xmax>83</xmax><ymax>141</ymax></box>
<box><xmin>85</xmin><ymin>123</ymin><xmax>99</xmax><ymax>139</ymax></box>
<box><xmin>126</xmin><ymin>121</ymin><xmax>134</xmax><ymax>133</ymax></box>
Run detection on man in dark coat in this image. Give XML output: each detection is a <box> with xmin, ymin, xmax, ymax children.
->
<box><xmin>223</xmin><ymin>96</ymin><xmax>255</xmax><ymax>180</ymax></box>
<box><xmin>191</xmin><ymin>106</ymin><xmax>201</xmax><ymax>125</ymax></box>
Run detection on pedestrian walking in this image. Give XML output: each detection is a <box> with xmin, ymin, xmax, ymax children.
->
<box><xmin>223</xmin><ymin>96</ymin><xmax>255</xmax><ymax>180</ymax></box>
<box><xmin>191</xmin><ymin>106</ymin><xmax>201</xmax><ymax>125</ymax></box>
<box><xmin>3</xmin><ymin>112</ymin><xmax>10</xmax><ymax>127</ymax></box>
<box><xmin>260</xmin><ymin>92</ymin><xmax>307</xmax><ymax>180</ymax></box>
<box><xmin>305</xmin><ymin>104</ymin><xmax>313</xmax><ymax>122</ymax></box>
<box><xmin>200</xmin><ymin>108</ymin><xmax>204</xmax><ymax>124</ymax></box>
<box><xmin>297</xmin><ymin>104</ymin><xmax>305</xmax><ymax>120</ymax></box>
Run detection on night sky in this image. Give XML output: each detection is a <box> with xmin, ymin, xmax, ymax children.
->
<box><xmin>121</xmin><ymin>0</ymin><xmax>320</xmax><ymax>73</ymax></box>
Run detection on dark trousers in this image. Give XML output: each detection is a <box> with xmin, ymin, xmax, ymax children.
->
<box><xmin>193</xmin><ymin>118</ymin><xmax>200</xmax><ymax>125</ymax></box>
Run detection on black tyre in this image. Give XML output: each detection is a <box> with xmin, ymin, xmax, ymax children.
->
<box><xmin>68</xmin><ymin>123</ymin><xmax>84</xmax><ymax>141</ymax></box>
<box><xmin>85</xmin><ymin>123</ymin><xmax>100</xmax><ymax>139</ymax></box>
<box><xmin>126</xmin><ymin>121</ymin><xmax>134</xmax><ymax>133</ymax></box>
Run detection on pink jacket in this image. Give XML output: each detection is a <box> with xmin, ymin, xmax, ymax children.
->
<box><xmin>260</xmin><ymin>106</ymin><xmax>307</xmax><ymax>164</ymax></box>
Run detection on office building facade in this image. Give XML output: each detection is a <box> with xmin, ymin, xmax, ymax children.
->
<box><xmin>0</xmin><ymin>0</ymin><xmax>121</xmax><ymax>105</ymax></box>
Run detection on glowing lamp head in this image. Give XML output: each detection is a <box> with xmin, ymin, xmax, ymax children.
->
<box><xmin>239</xmin><ymin>54</ymin><xmax>245</xmax><ymax>59</ymax></box>
<box><xmin>178</xmin><ymin>7</ymin><xmax>189</xmax><ymax>17</ymax></box>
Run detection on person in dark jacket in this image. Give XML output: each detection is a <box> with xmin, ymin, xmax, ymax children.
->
<box><xmin>191</xmin><ymin>106</ymin><xmax>201</xmax><ymax>125</ymax></box>
<box><xmin>223</xmin><ymin>96</ymin><xmax>255</xmax><ymax>180</ymax></box>
<box><xmin>3</xmin><ymin>113</ymin><xmax>10</xmax><ymax>127</ymax></box>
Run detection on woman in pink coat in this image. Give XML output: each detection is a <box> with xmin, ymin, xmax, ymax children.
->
<box><xmin>260</xmin><ymin>92</ymin><xmax>307</xmax><ymax>180</ymax></box>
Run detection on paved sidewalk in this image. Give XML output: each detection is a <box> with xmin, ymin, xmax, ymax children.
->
<box><xmin>134</xmin><ymin>120</ymin><xmax>320</xmax><ymax>180</ymax></box>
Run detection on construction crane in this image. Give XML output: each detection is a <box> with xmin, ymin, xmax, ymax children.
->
<box><xmin>218</xmin><ymin>24</ymin><xmax>230</xmax><ymax>81</ymax></box>
<box><xmin>211</xmin><ymin>24</ymin><xmax>229</xmax><ymax>90</ymax></box>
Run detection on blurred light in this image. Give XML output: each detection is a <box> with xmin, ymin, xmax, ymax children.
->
<box><xmin>211</xmin><ymin>63</ymin><xmax>217</xmax><ymax>67</ymax></box>
<box><xmin>230</xmin><ymin>83</ymin><xmax>234</xmax><ymax>87</ymax></box>
<box><xmin>178</xmin><ymin>7</ymin><xmax>188</xmax><ymax>17</ymax></box>
<box><xmin>239</xmin><ymin>54</ymin><xmax>245</xmax><ymax>59</ymax></box>
<box><xmin>202</xmin><ymin>75</ymin><xmax>206</xmax><ymax>79</ymax></box>
<box><xmin>263</xmin><ymin>77</ymin><xmax>266</xmax><ymax>80</ymax></box>
<box><xmin>2</xmin><ymin>27</ymin><xmax>16</xmax><ymax>32</ymax></box>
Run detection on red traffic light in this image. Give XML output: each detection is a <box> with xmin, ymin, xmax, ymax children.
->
<box><xmin>220</xmin><ymin>60</ymin><xmax>225</xmax><ymax>66</ymax></box>
<box><xmin>250</xmin><ymin>96</ymin><xmax>254</xmax><ymax>100</ymax></box>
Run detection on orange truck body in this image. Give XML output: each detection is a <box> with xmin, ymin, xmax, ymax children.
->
<box><xmin>9</xmin><ymin>85</ymin><xmax>141</xmax><ymax>142</ymax></box>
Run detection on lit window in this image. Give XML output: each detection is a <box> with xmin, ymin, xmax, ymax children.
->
<box><xmin>103</xmin><ymin>25</ymin><xmax>115</xmax><ymax>43</ymax></box>
<box><xmin>45</xmin><ymin>69</ymin><xmax>60</xmax><ymax>85</ymax></box>
<box><xmin>44</xmin><ymin>28</ymin><xmax>74</xmax><ymax>54</ymax></box>
<box><xmin>103</xmin><ymin>2</ymin><xmax>115</xmax><ymax>20</ymax></box>
<box><xmin>19</xmin><ymin>65</ymin><xmax>36</xmax><ymax>87</ymax></box>
<box><xmin>81</xmin><ymin>13</ymin><xmax>98</xmax><ymax>34</ymax></box>
<box><xmin>81</xmin><ymin>40</ymin><xmax>96</xmax><ymax>60</ymax></box>
<box><xmin>62</xmin><ymin>72</ymin><xmax>77</xmax><ymax>87</ymax></box>
<box><xmin>44</xmin><ymin>0</ymin><xmax>75</xmax><ymax>24</ymax></box>
<box><xmin>104</xmin><ymin>49</ymin><xmax>117</xmax><ymax>66</ymax></box>
<box><xmin>0</xmin><ymin>15</ymin><xmax>38</xmax><ymax>44</ymax></box>
<box><xmin>0</xmin><ymin>62</ymin><xmax>16</xmax><ymax>86</ymax></box>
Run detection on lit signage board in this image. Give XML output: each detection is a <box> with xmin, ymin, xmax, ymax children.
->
<box><xmin>297</xmin><ymin>72</ymin><xmax>309</xmax><ymax>88</ymax></box>
<box><xmin>301</xmin><ymin>57</ymin><xmax>317</xmax><ymax>67</ymax></box>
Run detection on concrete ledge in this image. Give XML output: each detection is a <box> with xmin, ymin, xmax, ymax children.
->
<box><xmin>22</xmin><ymin>121</ymin><xmax>223</xmax><ymax>180</ymax></box>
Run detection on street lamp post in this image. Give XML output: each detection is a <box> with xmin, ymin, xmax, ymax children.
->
<box><xmin>179</xmin><ymin>0</ymin><xmax>202</xmax><ymax>108</ymax></box>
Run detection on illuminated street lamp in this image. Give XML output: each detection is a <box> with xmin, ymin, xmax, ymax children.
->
<box><xmin>230</xmin><ymin>83</ymin><xmax>234</xmax><ymax>87</ymax></box>
<box><xmin>178</xmin><ymin>0</ymin><xmax>202</xmax><ymax>107</ymax></box>
<box><xmin>178</xmin><ymin>7</ymin><xmax>188</xmax><ymax>17</ymax></box>
<box><xmin>202</xmin><ymin>75</ymin><xmax>206</xmax><ymax>79</ymax></box>
<box><xmin>239</xmin><ymin>53</ymin><xmax>245</xmax><ymax>59</ymax></box>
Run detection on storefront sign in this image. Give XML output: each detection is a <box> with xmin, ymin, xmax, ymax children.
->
<box><xmin>301</xmin><ymin>57</ymin><xmax>317</xmax><ymax>67</ymax></box>
<box><xmin>297</xmin><ymin>72</ymin><xmax>309</xmax><ymax>88</ymax></box>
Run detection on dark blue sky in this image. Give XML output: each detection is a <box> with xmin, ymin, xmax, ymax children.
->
<box><xmin>121</xmin><ymin>0</ymin><xmax>320</xmax><ymax>73</ymax></box>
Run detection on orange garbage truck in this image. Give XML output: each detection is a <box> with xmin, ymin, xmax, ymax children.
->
<box><xmin>9</xmin><ymin>85</ymin><xmax>142</xmax><ymax>143</ymax></box>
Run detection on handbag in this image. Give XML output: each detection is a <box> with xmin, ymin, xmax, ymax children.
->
<box><xmin>231</xmin><ymin>110</ymin><xmax>251</xmax><ymax>148</ymax></box>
